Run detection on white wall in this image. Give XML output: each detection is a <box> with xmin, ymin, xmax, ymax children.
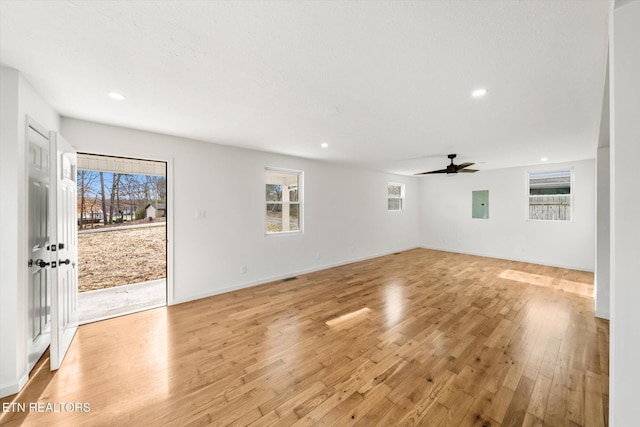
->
<box><xmin>0</xmin><ymin>67</ymin><xmax>60</xmax><ymax>396</ymax></box>
<box><xmin>0</xmin><ymin>67</ymin><xmax>21</xmax><ymax>397</ymax></box>
<box><xmin>595</xmin><ymin>147</ymin><xmax>610</xmax><ymax>319</ymax></box>
<box><xmin>417</xmin><ymin>160</ymin><xmax>596</xmax><ymax>271</ymax></box>
<box><xmin>610</xmin><ymin>1</ymin><xmax>640</xmax><ymax>424</ymax></box>
<box><xmin>60</xmin><ymin>118</ymin><xmax>420</xmax><ymax>304</ymax></box>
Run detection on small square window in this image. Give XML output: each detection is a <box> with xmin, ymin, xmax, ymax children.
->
<box><xmin>388</xmin><ymin>183</ymin><xmax>404</xmax><ymax>211</ymax></box>
<box><xmin>528</xmin><ymin>170</ymin><xmax>572</xmax><ymax>221</ymax></box>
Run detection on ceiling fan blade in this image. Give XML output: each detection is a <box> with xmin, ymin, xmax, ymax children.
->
<box><xmin>456</xmin><ymin>162</ymin><xmax>475</xmax><ymax>170</ymax></box>
<box><xmin>417</xmin><ymin>156</ymin><xmax>480</xmax><ymax>175</ymax></box>
<box><xmin>415</xmin><ymin>169</ymin><xmax>448</xmax><ymax>175</ymax></box>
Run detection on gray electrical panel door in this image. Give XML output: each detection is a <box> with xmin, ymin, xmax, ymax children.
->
<box><xmin>472</xmin><ymin>190</ymin><xmax>489</xmax><ymax>219</ymax></box>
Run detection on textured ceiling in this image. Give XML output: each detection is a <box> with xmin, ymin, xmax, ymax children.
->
<box><xmin>0</xmin><ymin>1</ymin><xmax>609</xmax><ymax>174</ymax></box>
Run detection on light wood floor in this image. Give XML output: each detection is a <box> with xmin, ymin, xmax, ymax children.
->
<box><xmin>0</xmin><ymin>249</ymin><xmax>608</xmax><ymax>426</ymax></box>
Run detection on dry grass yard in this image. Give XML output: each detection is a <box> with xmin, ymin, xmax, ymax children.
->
<box><xmin>78</xmin><ymin>225</ymin><xmax>167</xmax><ymax>292</ymax></box>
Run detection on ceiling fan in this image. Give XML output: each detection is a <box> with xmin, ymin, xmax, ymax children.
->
<box><xmin>415</xmin><ymin>154</ymin><xmax>478</xmax><ymax>175</ymax></box>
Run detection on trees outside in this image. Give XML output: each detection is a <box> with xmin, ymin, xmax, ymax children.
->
<box><xmin>100</xmin><ymin>172</ymin><xmax>108</xmax><ymax>226</ymax></box>
<box><xmin>145</xmin><ymin>176</ymin><xmax>167</xmax><ymax>201</ymax></box>
<box><xmin>77</xmin><ymin>170</ymin><xmax>98</xmax><ymax>229</ymax></box>
<box><xmin>78</xmin><ymin>171</ymin><xmax>167</xmax><ymax>229</ymax></box>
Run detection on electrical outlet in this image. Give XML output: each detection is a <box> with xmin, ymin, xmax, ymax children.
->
<box><xmin>241</xmin><ymin>265</ymin><xmax>247</xmax><ymax>274</ymax></box>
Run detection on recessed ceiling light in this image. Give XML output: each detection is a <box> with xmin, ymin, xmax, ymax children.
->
<box><xmin>541</xmin><ymin>157</ymin><xmax>548</xmax><ymax>162</ymax></box>
<box><xmin>321</xmin><ymin>142</ymin><xmax>329</xmax><ymax>148</ymax></box>
<box><xmin>472</xmin><ymin>88</ymin><xmax>488</xmax><ymax>97</ymax></box>
<box><xmin>108</xmin><ymin>92</ymin><xmax>126</xmax><ymax>101</ymax></box>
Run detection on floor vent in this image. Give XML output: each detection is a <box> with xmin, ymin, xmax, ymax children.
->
<box><xmin>283</xmin><ymin>276</ymin><xmax>298</xmax><ymax>282</ymax></box>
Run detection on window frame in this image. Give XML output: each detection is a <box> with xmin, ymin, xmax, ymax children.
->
<box><xmin>525</xmin><ymin>168</ymin><xmax>574</xmax><ymax>222</ymax></box>
<box><xmin>387</xmin><ymin>182</ymin><xmax>405</xmax><ymax>212</ymax></box>
<box><xmin>265</xmin><ymin>167</ymin><xmax>304</xmax><ymax>235</ymax></box>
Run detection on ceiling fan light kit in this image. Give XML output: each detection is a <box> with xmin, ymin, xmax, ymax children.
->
<box><xmin>415</xmin><ymin>154</ymin><xmax>479</xmax><ymax>175</ymax></box>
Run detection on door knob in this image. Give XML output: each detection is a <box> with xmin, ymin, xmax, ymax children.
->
<box><xmin>34</xmin><ymin>259</ymin><xmax>50</xmax><ymax>268</ymax></box>
<box><xmin>59</xmin><ymin>259</ymin><xmax>71</xmax><ymax>265</ymax></box>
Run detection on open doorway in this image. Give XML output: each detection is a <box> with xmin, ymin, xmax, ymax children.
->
<box><xmin>76</xmin><ymin>153</ymin><xmax>167</xmax><ymax>324</ymax></box>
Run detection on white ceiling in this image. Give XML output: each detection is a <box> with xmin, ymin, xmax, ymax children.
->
<box><xmin>0</xmin><ymin>1</ymin><xmax>609</xmax><ymax>175</ymax></box>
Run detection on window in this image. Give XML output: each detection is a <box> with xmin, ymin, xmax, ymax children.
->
<box><xmin>266</xmin><ymin>168</ymin><xmax>302</xmax><ymax>234</ymax></box>
<box><xmin>388</xmin><ymin>183</ymin><xmax>404</xmax><ymax>211</ymax></box>
<box><xmin>528</xmin><ymin>170</ymin><xmax>572</xmax><ymax>221</ymax></box>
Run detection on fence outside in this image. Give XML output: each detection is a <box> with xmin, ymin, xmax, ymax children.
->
<box><xmin>528</xmin><ymin>195</ymin><xmax>571</xmax><ymax>221</ymax></box>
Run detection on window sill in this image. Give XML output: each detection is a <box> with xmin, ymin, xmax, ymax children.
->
<box><xmin>265</xmin><ymin>230</ymin><xmax>303</xmax><ymax>237</ymax></box>
<box><xmin>525</xmin><ymin>219</ymin><xmax>574</xmax><ymax>223</ymax></box>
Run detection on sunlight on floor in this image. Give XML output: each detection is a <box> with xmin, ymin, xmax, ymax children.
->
<box><xmin>326</xmin><ymin>307</ymin><xmax>371</xmax><ymax>327</ymax></box>
<box><xmin>384</xmin><ymin>281</ymin><xmax>405</xmax><ymax>328</ymax></box>
<box><xmin>499</xmin><ymin>269</ymin><xmax>592</xmax><ymax>297</ymax></box>
<box><xmin>557</xmin><ymin>278</ymin><xmax>593</xmax><ymax>297</ymax></box>
<box><xmin>499</xmin><ymin>269</ymin><xmax>553</xmax><ymax>287</ymax></box>
<box><xmin>74</xmin><ymin>310</ymin><xmax>170</xmax><ymax>420</ymax></box>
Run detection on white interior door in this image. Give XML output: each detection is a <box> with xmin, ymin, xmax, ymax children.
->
<box><xmin>49</xmin><ymin>132</ymin><xmax>79</xmax><ymax>370</ymax></box>
<box><xmin>27</xmin><ymin>120</ymin><xmax>52</xmax><ymax>372</ymax></box>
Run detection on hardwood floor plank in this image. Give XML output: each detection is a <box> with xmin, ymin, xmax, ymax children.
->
<box><xmin>460</xmin><ymin>387</ymin><xmax>499</xmax><ymax>427</ymax></box>
<box><xmin>584</xmin><ymin>370</ymin><xmax>605</xmax><ymax>427</ymax></box>
<box><xmin>439</xmin><ymin>391</ymin><xmax>475</xmax><ymax>426</ymax></box>
<box><xmin>543</xmin><ymin>359</ymin><xmax>570</xmax><ymax>426</ymax></box>
<box><xmin>486</xmin><ymin>385</ymin><xmax>515</xmax><ymax>424</ymax></box>
<box><xmin>566</xmin><ymin>369</ymin><xmax>585</xmax><ymax>426</ymax></box>
<box><xmin>291</xmin><ymin>378</ymin><xmax>362</xmax><ymax>426</ymax></box>
<box><xmin>502</xmin><ymin>376</ymin><xmax>536</xmax><ymax>427</ymax></box>
<box><xmin>526</xmin><ymin>375</ymin><xmax>552</xmax><ymax>420</ymax></box>
<box><xmin>329</xmin><ymin>382</ymin><xmax>391</xmax><ymax>426</ymax></box>
<box><xmin>394</xmin><ymin>370</ymin><xmax>456</xmax><ymax>426</ymax></box>
<box><xmin>0</xmin><ymin>249</ymin><xmax>607</xmax><ymax>426</ymax></box>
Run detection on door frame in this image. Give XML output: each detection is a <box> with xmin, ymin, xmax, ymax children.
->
<box><xmin>75</xmin><ymin>151</ymin><xmax>175</xmax><ymax>306</ymax></box>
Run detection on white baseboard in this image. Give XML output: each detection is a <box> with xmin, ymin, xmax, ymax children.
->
<box><xmin>595</xmin><ymin>309</ymin><xmax>610</xmax><ymax>320</ymax></box>
<box><xmin>0</xmin><ymin>372</ymin><xmax>28</xmax><ymax>399</ymax></box>
<box><xmin>419</xmin><ymin>245</ymin><xmax>595</xmax><ymax>273</ymax></box>
<box><xmin>171</xmin><ymin>245</ymin><xmax>594</xmax><ymax>307</ymax></box>
<box><xmin>171</xmin><ymin>246</ymin><xmax>420</xmax><ymax>305</ymax></box>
